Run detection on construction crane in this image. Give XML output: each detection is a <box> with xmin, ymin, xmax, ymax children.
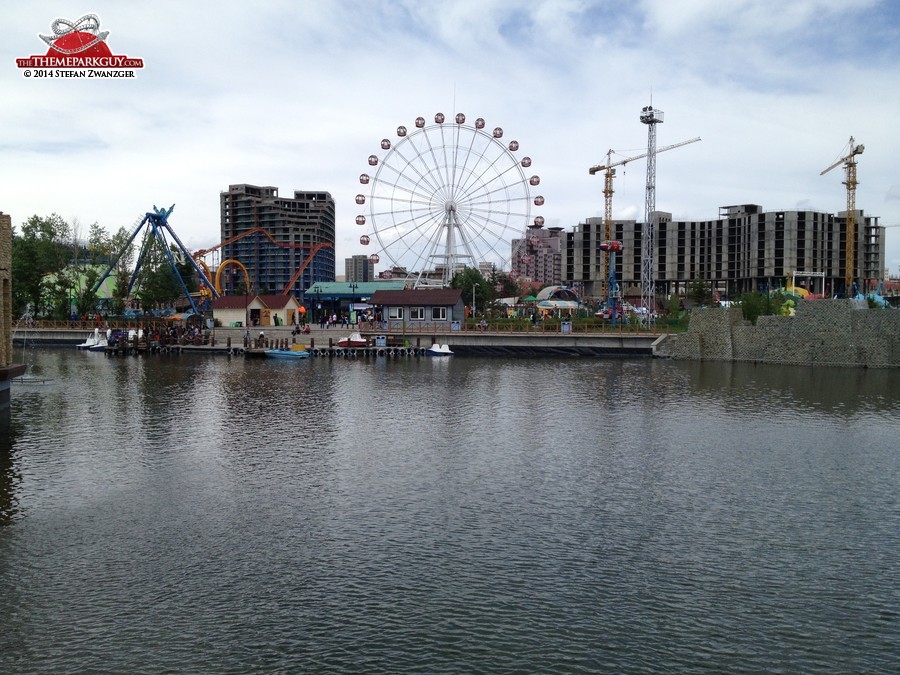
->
<box><xmin>589</xmin><ymin>136</ymin><xmax>700</xmax><ymax>305</ymax></box>
<box><xmin>820</xmin><ymin>136</ymin><xmax>864</xmax><ymax>295</ymax></box>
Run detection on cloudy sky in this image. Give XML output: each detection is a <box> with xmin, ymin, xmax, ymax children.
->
<box><xmin>3</xmin><ymin>0</ymin><xmax>899</xmax><ymax>276</ymax></box>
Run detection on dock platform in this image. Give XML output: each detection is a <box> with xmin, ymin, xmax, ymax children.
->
<box><xmin>14</xmin><ymin>326</ymin><xmax>666</xmax><ymax>358</ymax></box>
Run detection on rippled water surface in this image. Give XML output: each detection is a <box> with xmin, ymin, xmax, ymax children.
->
<box><xmin>1</xmin><ymin>349</ymin><xmax>898</xmax><ymax>673</ymax></box>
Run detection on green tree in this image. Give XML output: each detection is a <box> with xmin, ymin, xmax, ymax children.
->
<box><xmin>687</xmin><ymin>279</ymin><xmax>714</xmax><ymax>307</ymax></box>
<box><xmin>133</xmin><ymin>240</ymin><xmax>185</xmax><ymax>309</ymax></box>
<box><xmin>63</xmin><ymin>218</ymin><xmax>107</xmax><ymax>319</ymax></box>
<box><xmin>109</xmin><ymin>274</ymin><xmax>129</xmax><ymax>316</ymax></box>
<box><xmin>51</xmin><ymin>266</ymin><xmax>81</xmax><ymax>320</ymax></box>
<box><xmin>137</xmin><ymin>266</ymin><xmax>182</xmax><ymax>309</ymax></box>
<box><xmin>88</xmin><ymin>221</ymin><xmax>112</xmax><ymax>265</ymax></box>
<box><xmin>739</xmin><ymin>291</ymin><xmax>765</xmax><ymax>324</ymax></box>
<box><xmin>73</xmin><ymin>267</ymin><xmax>102</xmax><ymax>317</ymax></box>
<box><xmin>738</xmin><ymin>290</ymin><xmax>787</xmax><ymax>324</ymax></box>
<box><xmin>491</xmin><ymin>271</ymin><xmax>519</xmax><ymax>299</ymax></box>
<box><xmin>109</xmin><ymin>226</ymin><xmax>136</xmax><ymax>273</ymax></box>
<box><xmin>450</xmin><ymin>268</ymin><xmax>488</xmax><ymax>314</ymax></box>
<box><xmin>107</xmin><ymin>226</ymin><xmax>136</xmax><ymax>313</ymax></box>
<box><xmin>11</xmin><ymin>214</ymin><xmax>71</xmax><ymax>318</ymax></box>
<box><xmin>666</xmin><ymin>294</ymin><xmax>681</xmax><ymax>317</ymax></box>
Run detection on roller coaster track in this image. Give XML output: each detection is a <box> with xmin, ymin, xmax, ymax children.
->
<box><xmin>280</xmin><ymin>242</ymin><xmax>331</xmax><ymax>295</ymax></box>
<box><xmin>192</xmin><ymin>228</ymin><xmax>332</xmax><ymax>295</ymax></box>
<box><xmin>214</xmin><ymin>259</ymin><xmax>250</xmax><ymax>296</ymax></box>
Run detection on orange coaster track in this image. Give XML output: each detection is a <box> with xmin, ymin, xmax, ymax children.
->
<box><xmin>192</xmin><ymin>227</ymin><xmax>332</xmax><ymax>295</ymax></box>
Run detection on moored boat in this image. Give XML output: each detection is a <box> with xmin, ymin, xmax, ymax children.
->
<box><xmin>76</xmin><ymin>328</ymin><xmax>104</xmax><ymax>350</ymax></box>
<box><xmin>337</xmin><ymin>332</ymin><xmax>367</xmax><ymax>348</ymax></box>
<box><xmin>265</xmin><ymin>346</ymin><xmax>311</xmax><ymax>359</ymax></box>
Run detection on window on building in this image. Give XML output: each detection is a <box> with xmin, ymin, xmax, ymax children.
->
<box><xmin>431</xmin><ymin>307</ymin><xmax>447</xmax><ymax>321</ymax></box>
<box><xmin>410</xmin><ymin>307</ymin><xmax>425</xmax><ymax>320</ymax></box>
<box><xmin>388</xmin><ymin>307</ymin><xmax>404</xmax><ymax>320</ymax></box>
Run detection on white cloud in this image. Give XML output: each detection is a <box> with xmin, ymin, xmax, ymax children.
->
<box><xmin>2</xmin><ymin>0</ymin><xmax>899</xmax><ymax>275</ymax></box>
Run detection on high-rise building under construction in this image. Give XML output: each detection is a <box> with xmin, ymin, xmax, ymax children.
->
<box><xmin>219</xmin><ymin>184</ymin><xmax>335</xmax><ymax>298</ymax></box>
<box><xmin>563</xmin><ymin>204</ymin><xmax>885</xmax><ymax>300</ymax></box>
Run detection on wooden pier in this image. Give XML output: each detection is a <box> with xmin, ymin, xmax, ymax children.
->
<box><xmin>14</xmin><ymin>325</ymin><xmax>665</xmax><ymax>358</ymax></box>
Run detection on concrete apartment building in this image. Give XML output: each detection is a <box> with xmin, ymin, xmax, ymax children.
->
<box><xmin>563</xmin><ymin>204</ymin><xmax>886</xmax><ymax>300</ymax></box>
<box><xmin>219</xmin><ymin>184</ymin><xmax>336</xmax><ymax>298</ymax></box>
<box><xmin>344</xmin><ymin>254</ymin><xmax>375</xmax><ymax>282</ymax></box>
<box><xmin>510</xmin><ymin>224</ymin><xmax>564</xmax><ymax>287</ymax></box>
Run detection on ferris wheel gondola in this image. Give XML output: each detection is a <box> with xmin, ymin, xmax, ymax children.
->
<box><xmin>356</xmin><ymin>113</ymin><xmax>543</xmax><ymax>287</ymax></box>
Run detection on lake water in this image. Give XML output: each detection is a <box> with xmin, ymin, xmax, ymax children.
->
<box><xmin>1</xmin><ymin>349</ymin><xmax>898</xmax><ymax>673</ymax></box>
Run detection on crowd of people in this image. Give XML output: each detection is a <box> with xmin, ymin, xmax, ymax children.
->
<box><xmin>316</xmin><ymin>311</ymin><xmax>379</xmax><ymax>330</ymax></box>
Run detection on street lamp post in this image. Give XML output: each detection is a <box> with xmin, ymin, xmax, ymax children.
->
<box><xmin>348</xmin><ymin>282</ymin><xmax>358</xmax><ymax>321</ymax></box>
<box><xmin>309</xmin><ymin>285</ymin><xmax>316</xmax><ymax>324</ymax></box>
<box><xmin>472</xmin><ymin>283</ymin><xmax>479</xmax><ymax>318</ymax></box>
<box><xmin>314</xmin><ymin>286</ymin><xmax>322</xmax><ymax>326</ymax></box>
<box><xmin>348</xmin><ymin>282</ymin><xmax>358</xmax><ymax>325</ymax></box>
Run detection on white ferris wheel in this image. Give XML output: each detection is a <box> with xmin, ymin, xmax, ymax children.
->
<box><xmin>355</xmin><ymin>112</ymin><xmax>544</xmax><ymax>287</ymax></box>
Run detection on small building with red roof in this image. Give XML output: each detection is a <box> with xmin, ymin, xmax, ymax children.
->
<box><xmin>212</xmin><ymin>293</ymin><xmax>302</xmax><ymax>327</ymax></box>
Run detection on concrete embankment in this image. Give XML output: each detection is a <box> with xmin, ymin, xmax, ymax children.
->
<box><xmin>654</xmin><ymin>300</ymin><xmax>900</xmax><ymax>368</ymax></box>
<box><xmin>14</xmin><ymin>325</ymin><xmax>660</xmax><ymax>357</ymax></box>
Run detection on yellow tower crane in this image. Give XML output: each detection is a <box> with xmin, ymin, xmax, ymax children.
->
<box><xmin>589</xmin><ymin>136</ymin><xmax>700</xmax><ymax>298</ymax></box>
<box><xmin>820</xmin><ymin>136</ymin><xmax>864</xmax><ymax>294</ymax></box>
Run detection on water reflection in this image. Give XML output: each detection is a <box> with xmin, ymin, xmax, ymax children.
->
<box><xmin>0</xmin><ymin>414</ymin><xmax>22</xmax><ymax>525</ymax></box>
<box><xmin>2</xmin><ymin>349</ymin><xmax>898</xmax><ymax>672</ymax></box>
<box><xmin>682</xmin><ymin>360</ymin><xmax>899</xmax><ymax>416</ymax></box>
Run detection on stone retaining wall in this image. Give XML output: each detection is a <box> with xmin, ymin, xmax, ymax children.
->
<box><xmin>1</xmin><ymin>211</ymin><xmax>12</xmax><ymax>369</ymax></box>
<box><xmin>656</xmin><ymin>300</ymin><xmax>900</xmax><ymax>368</ymax></box>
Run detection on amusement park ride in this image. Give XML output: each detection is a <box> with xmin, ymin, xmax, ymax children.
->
<box><xmin>91</xmin><ymin>205</ymin><xmax>215</xmax><ymax>315</ymax></box>
<box><xmin>355</xmin><ymin>112</ymin><xmax>543</xmax><ymax>288</ymax></box>
<box><xmin>598</xmin><ymin>240</ymin><xmax>623</xmax><ymax>323</ymax></box>
<box><xmin>192</xmin><ymin>228</ymin><xmax>330</xmax><ymax>300</ymax></box>
<box><xmin>91</xmin><ymin>204</ymin><xmax>331</xmax><ymax>314</ymax></box>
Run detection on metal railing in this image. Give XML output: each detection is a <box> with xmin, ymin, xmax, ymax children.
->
<box><xmin>371</xmin><ymin>320</ymin><xmax>672</xmax><ymax>336</ymax></box>
<box><xmin>20</xmin><ymin>317</ymin><xmax>679</xmax><ymax>336</ymax></box>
